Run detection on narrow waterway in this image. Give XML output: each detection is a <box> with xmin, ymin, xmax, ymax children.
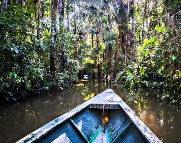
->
<box><xmin>0</xmin><ymin>79</ymin><xmax>180</xmax><ymax>143</ymax></box>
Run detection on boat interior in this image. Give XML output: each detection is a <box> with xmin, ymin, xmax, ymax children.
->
<box><xmin>37</xmin><ymin>104</ymin><xmax>149</xmax><ymax>143</ymax></box>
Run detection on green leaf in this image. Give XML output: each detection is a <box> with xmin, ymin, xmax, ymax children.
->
<box><xmin>140</xmin><ymin>66</ymin><xmax>145</xmax><ymax>76</ymax></box>
<box><xmin>90</xmin><ymin>93</ymin><xmax>95</xmax><ymax>98</ymax></box>
<box><xmin>145</xmin><ymin>49</ymin><xmax>149</xmax><ymax>57</ymax></box>
<box><xmin>143</xmin><ymin>39</ymin><xmax>149</xmax><ymax>47</ymax></box>
<box><xmin>138</xmin><ymin>102</ymin><xmax>141</xmax><ymax>108</ymax></box>
<box><xmin>155</xmin><ymin>25</ymin><xmax>159</xmax><ymax>31</ymax></box>
<box><xmin>26</xmin><ymin>83</ymin><xmax>31</xmax><ymax>90</ymax></box>
<box><xmin>157</xmin><ymin>65</ymin><xmax>164</xmax><ymax>74</ymax></box>
<box><xmin>139</xmin><ymin>46</ymin><xmax>144</xmax><ymax>52</ymax></box>
<box><xmin>172</xmin><ymin>99</ymin><xmax>176</xmax><ymax>104</ymax></box>
<box><xmin>150</xmin><ymin>36</ymin><xmax>157</xmax><ymax>44</ymax></box>
<box><xmin>43</xmin><ymin>76</ymin><xmax>47</xmax><ymax>86</ymax></box>
<box><xmin>9</xmin><ymin>72</ymin><xmax>13</xmax><ymax>78</ymax></box>
<box><xmin>102</xmin><ymin>17</ymin><xmax>107</xmax><ymax>24</ymax></box>
<box><xmin>172</xmin><ymin>55</ymin><xmax>177</xmax><ymax>61</ymax></box>
<box><xmin>166</xmin><ymin>94</ymin><xmax>169</xmax><ymax>98</ymax></box>
<box><xmin>155</xmin><ymin>25</ymin><xmax>168</xmax><ymax>33</ymax></box>
<box><xmin>126</xmin><ymin>75</ymin><xmax>132</xmax><ymax>82</ymax></box>
<box><xmin>179</xmin><ymin>71</ymin><xmax>181</xmax><ymax>78</ymax></box>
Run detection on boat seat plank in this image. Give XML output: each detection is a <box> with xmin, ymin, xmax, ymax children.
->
<box><xmin>37</xmin><ymin>122</ymin><xmax>84</xmax><ymax>143</ymax></box>
<box><xmin>69</xmin><ymin>119</ymin><xmax>89</xmax><ymax>143</ymax></box>
<box><xmin>89</xmin><ymin>104</ymin><xmax>120</xmax><ymax>109</ymax></box>
<box><xmin>71</xmin><ymin>109</ymin><xmax>103</xmax><ymax>142</ymax></box>
<box><xmin>105</xmin><ymin>110</ymin><xmax>132</xmax><ymax>142</ymax></box>
<box><xmin>115</xmin><ymin>126</ymin><xmax>148</xmax><ymax>143</ymax></box>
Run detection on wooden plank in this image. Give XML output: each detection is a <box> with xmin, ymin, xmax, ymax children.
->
<box><xmin>69</xmin><ymin>119</ymin><xmax>89</xmax><ymax>143</ymax></box>
<box><xmin>105</xmin><ymin>111</ymin><xmax>132</xmax><ymax>142</ymax></box>
<box><xmin>112</xmin><ymin>122</ymin><xmax>132</xmax><ymax>142</ymax></box>
<box><xmin>37</xmin><ymin>122</ymin><xmax>84</xmax><ymax>143</ymax></box>
<box><xmin>93</xmin><ymin>133</ymin><xmax>108</xmax><ymax>143</ymax></box>
<box><xmin>115</xmin><ymin>126</ymin><xmax>148</xmax><ymax>143</ymax></box>
<box><xmin>71</xmin><ymin>108</ymin><xmax>102</xmax><ymax>142</ymax></box>
<box><xmin>89</xmin><ymin>104</ymin><xmax>120</xmax><ymax>109</ymax></box>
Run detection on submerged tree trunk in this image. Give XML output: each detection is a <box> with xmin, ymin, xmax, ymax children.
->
<box><xmin>50</xmin><ymin>0</ymin><xmax>57</xmax><ymax>73</ymax></box>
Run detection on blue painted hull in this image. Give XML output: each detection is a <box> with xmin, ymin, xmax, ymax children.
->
<box><xmin>17</xmin><ymin>89</ymin><xmax>162</xmax><ymax>143</ymax></box>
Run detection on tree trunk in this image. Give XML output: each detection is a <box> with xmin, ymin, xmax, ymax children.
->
<box><xmin>1</xmin><ymin>0</ymin><xmax>7</xmax><ymax>11</ymax></box>
<box><xmin>106</xmin><ymin>15</ymin><xmax>113</xmax><ymax>79</ymax></box>
<box><xmin>117</xmin><ymin>1</ymin><xmax>128</xmax><ymax>67</ymax></box>
<box><xmin>66</xmin><ymin>0</ymin><xmax>69</xmax><ymax>32</ymax></box>
<box><xmin>114</xmin><ymin>36</ymin><xmax>119</xmax><ymax>78</ymax></box>
<box><xmin>58</xmin><ymin>0</ymin><xmax>65</xmax><ymax>72</ymax></box>
<box><xmin>74</xmin><ymin>20</ymin><xmax>78</xmax><ymax>59</ymax></box>
<box><xmin>132</xmin><ymin>0</ymin><xmax>136</xmax><ymax>61</ymax></box>
<box><xmin>91</xmin><ymin>31</ymin><xmax>95</xmax><ymax>77</ymax></box>
<box><xmin>0</xmin><ymin>0</ymin><xmax>7</xmax><ymax>43</ymax></box>
<box><xmin>96</xmin><ymin>30</ymin><xmax>101</xmax><ymax>78</ymax></box>
<box><xmin>91</xmin><ymin>31</ymin><xmax>94</xmax><ymax>53</ymax></box>
<box><xmin>126</xmin><ymin>0</ymin><xmax>130</xmax><ymax>48</ymax></box>
<box><xmin>37</xmin><ymin>0</ymin><xmax>41</xmax><ymax>62</ymax></box>
<box><xmin>18</xmin><ymin>0</ymin><xmax>25</xmax><ymax>5</ymax></box>
<box><xmin>118</xmin><ymin>24</ymin><xmax>127</xmax><ymax>66</ymax></box>
<box><xmin>58</xmin><ymin>0</ymin><xmax>64</xmax><ymax>25</ymax></box>
<box><xmin>142</xmin><ymin>0</ymin><xmax>148</xmax><ymax>41</ymax></box>
<box><xmin>50</xmin><ymin>0</ymin><xmax>57</xmax><ymax>73</ymax></box>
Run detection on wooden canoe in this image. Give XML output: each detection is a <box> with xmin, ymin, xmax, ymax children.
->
<box><xmin>17</xmin><ymin>89</ymin><xmax>162</xmax><ymax>143</ymax></box>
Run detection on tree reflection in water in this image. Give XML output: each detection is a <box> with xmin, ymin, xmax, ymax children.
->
<box><xmin>0</xmin><ymin>80</ymin><xmax>180</xmax><ymax>143</ymax></box>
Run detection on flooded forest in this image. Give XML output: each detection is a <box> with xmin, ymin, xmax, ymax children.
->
<box><xmin>0</xmin><ymin>0</ymin><xmax>180</xmax><ymax>142</ymax></box>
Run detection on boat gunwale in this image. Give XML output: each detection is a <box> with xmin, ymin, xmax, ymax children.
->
<box><xmin>16</xmin><ymin>101</ymin><xmax>91</xmax><ymax>143</ymax></box>
<box><xmin>16</xmin><ymin>89</ymin><xmax>162</xmax><ymax>143</ymax></box>
<box><xmin>117</xmin><ymin>97</ymin><xmax>162</xmax><ymax>143</ymax></box>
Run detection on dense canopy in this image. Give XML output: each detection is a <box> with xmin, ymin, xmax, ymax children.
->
<box><xmin>0</xmin><ymin>0</ymin><xmax>180</xmax><ymax>103</ymax></box>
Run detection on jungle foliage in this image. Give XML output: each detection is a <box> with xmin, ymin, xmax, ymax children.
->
<box><xmin>0</xmin><ymin>0</ymin><xmax>180</xmax><ymax>103</ymax></box>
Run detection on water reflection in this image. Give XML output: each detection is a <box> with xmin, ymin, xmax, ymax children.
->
<box><xmin>124</xmin><ymin>91</ymin><xmax>181</xmax><ymax>143</ymax></box>
<box><xmin>0</xmin><ymin>79</ymin><xmax>180</xmax><ymax>143</ymax></box>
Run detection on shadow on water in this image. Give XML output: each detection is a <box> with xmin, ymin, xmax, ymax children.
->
<box><xmin>0</xmin><ymin>79</ymin><xmax>180</xmax><ymax>143</ymax></box>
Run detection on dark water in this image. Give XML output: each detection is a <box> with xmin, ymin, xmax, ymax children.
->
<box><xmin>0</xmin><ymin>80</ymin><xmax>180</xmax><ymax>143</ymax></box>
